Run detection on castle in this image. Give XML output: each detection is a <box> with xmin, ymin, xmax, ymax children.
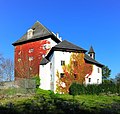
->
<box><xmin>12</xmin><ymin>21</ymin><xmax>103</xmax><ymax>93</ymax></box>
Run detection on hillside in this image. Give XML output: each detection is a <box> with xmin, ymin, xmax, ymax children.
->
<box><xmin>0</xmin><ymin>89</ymin><xmax>120</xmax><ymax>114</ymax></box>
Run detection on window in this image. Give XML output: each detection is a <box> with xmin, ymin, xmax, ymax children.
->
<box><xmin>50</xmin><ymin>63</ymin><xmax>52</xmax><ymax>69</ymax></box>
<box><xmin>29</xmin><ymin>67</ymin><xmax>32</xmax><ymax>70</ymax></box>
<box><xmin>43</xmin><ymin>44</ymin><xmax>47</xmax><ymax>50</ymax></box>
<box><xmin>42</xmin><ymin>54</ymin><xmax>45</xmax><ymax>58</ymax></box>
<box><xmin>98</xmin><ymin>68</ymin><xmax>100</xmax><ymax>73</ymax></box>
<box><xmin>29</xmin><ymin>57</ymin><xmax>33</xmax><ymax>61</ymax></box>
<box><xmin>50</xmin><ymin>75</ymin><xmax>52</xmax><ymax>81</ymax></box>
<box><xmin>88</xmin><ymin>78</ymin><xmax>91</xmax><ymax>82</ymax></box>
<box><xmin>27</xmin><ymin>29</ymin><xmax>34</xmax><ymax>39</ymax></box>
<box><xmin>29</xmin><ymin>48</ymin><xmax>34</xmax><ymax>53</ymax></box>
<box><xmin>73</xmin><ymin>61</ymin><xmax>77</xmax><ymax>67</ymax></box>
<box><xmin>60</xmin><ymin>73</ymin><xmax>64</xmax><ymax>78</ymax></box>
<box><xmin>61</xmin><ymin>60</ymin><xmax>65</xmax><ymax>66</ymax></box>
<box><xmin>43</xmin><ymin>44</ymin><xmax>51</xmax><ymax>50</ymax></box>
<box><xmin>90</xmin><ymin>54</ymin><xmax>92</xmax><ymax>57</ymax></box>
<box><xmin>97</xmin><ymin>79</ymin><xmax>99</xmax><ymax>84</ymax></box>
<box><xmin>74</xmin><ymin>74</ymin><xmax>77</xmax><ymax>79</ymax></box>
<box><xmin>18</xmin><ymin>58</ymin><xmax>21</xmax><ymax>62</ymax></box>
<box><xmin>18</xmin><ymin>51</ymin><xmax>21</xmax><ymax>55</ymax></box>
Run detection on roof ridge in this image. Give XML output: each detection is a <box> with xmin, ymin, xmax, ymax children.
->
<box><xmin>33</xmin><ymin>21</ymin><xmax>52</xmax><ymax>35</ymax></box>
<box><xmin>53</xmin><ymin>40</ymin><xmax>87</xmax><ymax>52</ymax></box>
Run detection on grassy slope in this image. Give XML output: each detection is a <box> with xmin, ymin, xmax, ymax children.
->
<box><xmin>0</xmin><ymin>89</ymin><xmax>120</xmax><ymax>114</ymax></box>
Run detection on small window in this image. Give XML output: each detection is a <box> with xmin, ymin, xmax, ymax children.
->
<box><xmin>43</xmin><ymin>44</ymin><xmax>47</xmax><ymax>50</ymax></box>
<box><xmin>50</xmin><ymin>63</ymin><xmax>52</xmax><ymax>69</ymax></box>
<box><xmin>98</xmin><ymin>68</ymin><xmax>100</xmax><ymax>73</ymax></box>
<box><xmin>60</xmin><ymin>73</ymin><xmax>64</xmax><ymax>78</ymax></box>
<box><xmin>61</xmin><ymin>60</ymin><xmax>65</xmax><ymax>66</ymax></box>
<box><xmin>18</xmin><ymin>58</ymin><xmax>21</xmax><ymax>62</ymax></box>
<box><xmin>88</xmin><ymin>78</ymin><xmax>91</xmax><ymax>82</ymax></box>
<box><xmin>29</xmin><ymin>57</ymin><xmax>33</xmax><ymax>61</ymax></box>
<box><xmin>27</xmin><ymin>29</ymin><xmax>33</xmax><ymax>39</ymax></box>
<box><xmin>74</xmin><ymin>74</ymin><xmax>77</xmax><ymax>79</ymax></box>
<box><xmin>73</xmin><ymin>61</ymin><xmax>77</xmax><ymax>67</ymax></box>
<box><xmin>50</xmin><ymin>75</ymin><xmax>52</xmax><ymax>81</ymax></box>
<box><xmin>43</xmin><ymin>44</ymin><xmax>51</xmax><ymax>50</ymax></box>
<box><xmin>42</xmin><ymin>54</ymin><xmax>45</xmax><ymax>58</ymax></box>
<box><xmin>29</xmin><ymin>67</ymin><xmax>32</xmax><ymax>70</ymax></box>
<box><xmin>97</xmin><ymin>79</ymin><xmax>99</xmax><ymax>84</ymax></box>
<box><xmin>29</xmin><ymin>48</ymin><xmax>34</xmax><ymax>53</ymax></box>
<box><xmin>90</xmin><ymin>54</ymin><xmax>92</xmax><ymax>57</ymax></box>
<box><xmin>18</xmin><ymin>51</ymin><xmax>21</xmax><ymax>55</ymax></box>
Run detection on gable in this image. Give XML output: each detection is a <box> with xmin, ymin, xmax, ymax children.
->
<box><xmin>12</xmin><ymin>21</ymin><xmax>61</xmax><ymax>46</ymax></box>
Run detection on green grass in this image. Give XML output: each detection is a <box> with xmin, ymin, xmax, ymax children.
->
<box><xmin>0</xmin><ymin>89</ymin><xmax>120</xmax><ymax>114</ymax></box>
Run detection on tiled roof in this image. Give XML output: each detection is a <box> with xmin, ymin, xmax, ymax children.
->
<box><xmin>84</xmin><ymin>54</ymin><xmax>103</xmax><ymax>67</ymax></box>
<box><xmin>12</xmin><ymin>21</ymin><xmax>60</xmax><ymax>46</ymax></box>
<box><xmin>53</xmin><ymin>40</ymin><xmax>87</xmax><ymax>52</ymax></box>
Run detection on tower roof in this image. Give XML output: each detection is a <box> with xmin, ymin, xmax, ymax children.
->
<box><xmin>12</xmin><ymin>21</ymin><xmax>60</xmax><ymax>46</ymax></box>
<box><xmin>88</xmin><ymin>46</ymin><xmax>95</xmax><ymax>54</ymax></box>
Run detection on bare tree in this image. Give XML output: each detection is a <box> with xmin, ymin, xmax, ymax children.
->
<box><xmin>0</xmin><ymin>54</ymin><xmax>4</xmax><ymax>82</ymax></box>
<box><xmin>0</xmin><ymin>56</ymin><xmax>14</xmax><ymax>81</ymax></box>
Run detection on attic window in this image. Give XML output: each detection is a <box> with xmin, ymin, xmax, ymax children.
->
<box><xmin>27</xmin><ymin>29</ymin><xmax>34</xmax><ymax>39</ymax></box>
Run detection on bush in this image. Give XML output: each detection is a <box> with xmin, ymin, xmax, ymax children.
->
<box><xmin>32</xmin><ymin>75</ymin><xmax>40</xmax><ymax>89</ymax></box>
<box><xmin>69</xmin><ymin>82</ymin><xmax>120</xmax><ymax>96</ymax></box>
<box><xmin>69</xmin><ymin>83</ymin><xmax>81</xmax><ymax>96</ymax></box>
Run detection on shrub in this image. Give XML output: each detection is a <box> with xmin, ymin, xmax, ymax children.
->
<box><xmin>69</xmin><ymin>82</ymin><xmax>120</xmax><ymax>96</ymax></box>
<box><xmin>69</xmin><ymin>82</ymin><xmax>82</xmax><ymax>96</ymax></box>
<box><xmin>32</xmin><ymin>75</ymin><xmax>40</xmax><ymax>89</ymax></box>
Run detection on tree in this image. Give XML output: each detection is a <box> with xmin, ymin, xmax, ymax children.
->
<box><xmin>56</xmin><ymin>53</ymin><xmax>93</xmax><ymax>93</ymax></box>
<box><xmin>102</xmin><ymin>66</ymin><xmax>111</xmax><ymax>81</ymax></box>
<box><xmin>0</xmin><ymin>54</ymin><xmax>13</xmax><ymax>81</ymax></box>
<box><xmin>115</xmin><ymin>73</ymin><xmax>120</xmax><ymax>85</ymax></box>
<box><xmin>0</xmin><ymin>58</ymin><xmax>13</xmax><ymax>81</ymax></box>
<box><xmin>0</xmin><ymin>54</ymin><xmax>5</xmax><ymax>82</ymax></box>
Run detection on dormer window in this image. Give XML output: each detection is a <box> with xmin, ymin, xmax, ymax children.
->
<box><xmin>27</xmin><ymin>29</ymin><xmax>34</xmax><ymax>39</ymax></box>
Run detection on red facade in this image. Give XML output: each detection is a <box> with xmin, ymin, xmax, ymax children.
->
<box><xmin>14</xmin><ymin>40</ymin><xmax>51</xmax><ymax>79</ymax></box>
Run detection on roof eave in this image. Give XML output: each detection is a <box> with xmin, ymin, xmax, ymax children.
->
<box><xmin>84</xmin><ymin>58</ymin><xmax>104</xmax><ymax>67</ymax></box>
<box><xmin>53</xmin><ymin>47</ymin><xmax>87</xmax><ymax>53</ymax></box>
<box><xmin>12</xmin><ymin>34</ymin><xmax>61</xmax><ymax>46</ymax></box>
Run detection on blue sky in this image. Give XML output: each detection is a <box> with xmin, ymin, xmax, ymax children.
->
<box><xmin>0</xmin><ymin>0</ymin><xmax>120</xmax><ymax>78</ymax></box>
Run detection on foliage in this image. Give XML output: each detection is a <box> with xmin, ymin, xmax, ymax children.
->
<box><xmin>15</xmin><ymin>40</ymin><xmax>51</xmax><ymax>79</ymax></box>
<box><xmin>0</xmin><ymin>89</ymin><xmax>120</xmax><ymax>114</ymax></box>
<box><xmin>56</xmin><ymin>53</ymin><xmax>93</xmax><ymax>93</ymax></box>
<box><xmin>32</xmin><ymin>75</ymin><xmax>40</xmax><ymax>89</ymax></box>
<box><xmin>69</xmin><ymin>82</ymin><xmax>81</xmax><ymax>96</ymax></box>
<box><xmin>115</xmin><ymin>73</ymin><xmax>120</xmax><ymax>85</ymax></box>
<box><xmin>69</xmin><ymin>82</ymin><xmax>120</xmax><ymax>95</ymax></box>
<box><xmin>102</xmin><ymin>66</ymin><xmax>111</xmax><ymax>81</ymax></box>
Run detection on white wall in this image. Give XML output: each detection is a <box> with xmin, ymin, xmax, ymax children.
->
<box><xmin>85</xmin><ymin>65</ymin><xmax>102</xmax><ymax>84</ymax></box>
<box><xmin>39</xmin><ymin>62</ymin><xmax>51</xmax><ymax>90</ymax></box>
<box><xmin>39</xmin><ymin>37</ymin><xmax>59</xmax><ymax>90</ymax></box>
<box><xmin>53</xmin><ymin>51</ymin><xmax>72</xmax><ymax>92</ymax></box>
<box><xmin>39</xmin><ymin>50</ymin><xmax>102</xmax><ymax>92</ymax></box>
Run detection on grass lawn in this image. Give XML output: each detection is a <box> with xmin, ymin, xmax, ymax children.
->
<box><xmin>0</xmin><ymin>89</ymin><xmax>120</xmax><ymax>114</ymax></box>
